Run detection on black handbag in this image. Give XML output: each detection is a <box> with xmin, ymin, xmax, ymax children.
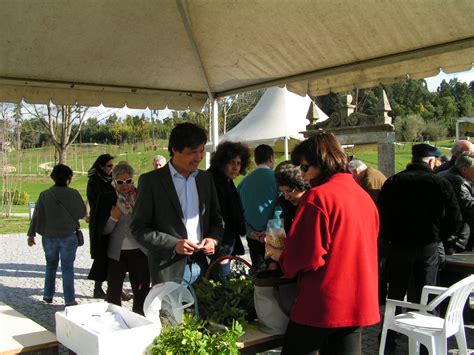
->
<box><xmin>48</xmin><ymin>189</ymin><xmax>84</xmax><ymax>247</ymax></box>
<box><xmin>75</xmin><ymin>228</ymin><xmax>84</xmax><ymax>246</ymax></box>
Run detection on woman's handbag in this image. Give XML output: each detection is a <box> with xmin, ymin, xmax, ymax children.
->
<box><xmin>75</xmin><ymin>229</ymin><xmax>84</xmax><ymax>246</ymax></box>
<box><xmin>253</xmin><ymin>270</ymin><xmax>297</xmax><ymax>335</ymax></box>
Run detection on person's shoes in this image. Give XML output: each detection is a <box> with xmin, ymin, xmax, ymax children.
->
<box><xmin>121</xmin><ymin>290</ymin><xmax>133</xmax><ymax>301</ymax></box>
<box><xmin>65</xmin><ymin>301</ymin><xmax>78</xmax><ymax>307</ymax></box>
<box><xmin>43</xmin><ymin>297</ymin><xmax>53</xmax><ymax>304</ymax></box>
<box><xmin>93</xmin><ymin>287</ymin><xmax>106</xmax><ymax>299</ymax></box>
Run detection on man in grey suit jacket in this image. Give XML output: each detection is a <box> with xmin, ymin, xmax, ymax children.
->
<box><xmin>131</xmin><ymin>123</ymin><xmax>224</xmax><ymax>285</ymax></box>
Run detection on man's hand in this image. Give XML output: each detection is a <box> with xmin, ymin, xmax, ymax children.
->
<box><xmin>110</xmin><ymin>206</ymin><xmax>122</xmax><ymax>220</ymax></box>
<box><xmin>199</xmin><ymin>238</ymin><xmax>217</xmax><ymax>256</ymax></box>
<box><xmin>265</xmin><ymin>244</ymin><xmax>283</xmax><ymax>262</ymax></box>
<box><xmin>27</xmin><ymin>236</ymin><xmax>36</xmax><ymax>247</ymax></box>
<box><xmin>175</xmin><ymin>239</ymin><xmax>201</xmax><ymax>256</ymax></box>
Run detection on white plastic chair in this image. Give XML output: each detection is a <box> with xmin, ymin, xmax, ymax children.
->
<box><xmin>379</xmin><ymin>275</ymin><xmax>474</xmax><ymax>355</ymax></box>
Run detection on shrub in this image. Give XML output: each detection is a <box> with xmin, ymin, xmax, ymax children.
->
<box><xmin>1</xmin><ymin>190</ymin><xmax>30</xmax><ymax>205</ymax></box>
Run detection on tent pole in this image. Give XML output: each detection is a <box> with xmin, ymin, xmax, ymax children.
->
<box><xmin>212</xmin><ymin>99</ymin><xmax>219</xmax><ymax>152</ymax></box>
<box><xmin>284</xmin><ymin>136</ymin><xmax>289</xmax><ymax>160</ymax></box>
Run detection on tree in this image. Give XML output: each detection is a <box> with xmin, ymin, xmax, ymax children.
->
<box><xmin>27</xmin><ymin>103</ymin><xmax>89</xmax><ymax>164</ymax></box>
<box><xmin>394</xmin><ymin>114</ymin><xmax>425</xmax><ymax>142</ymax></box>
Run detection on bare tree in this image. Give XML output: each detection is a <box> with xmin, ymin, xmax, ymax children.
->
<box><xmin>0</xmin><ymin>103</ymin><xmax>23</xmax><ymax>216</ymax></box>
<box><xmin>26</xmin><ymin>102</ymin><xmax>89</xmax><ymax>164</ymax></box>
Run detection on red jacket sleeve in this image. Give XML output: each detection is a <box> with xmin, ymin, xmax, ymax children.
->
<box><xmin>280</xmin><ymin>201</ymin><xmax>331</xmax><ymax>278</ymax></box>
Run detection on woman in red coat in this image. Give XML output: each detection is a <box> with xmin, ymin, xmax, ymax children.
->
<box><xmin>266</xmin><ymin>132</ymin><xmax>380</xmax><ymax>354</ymax></box>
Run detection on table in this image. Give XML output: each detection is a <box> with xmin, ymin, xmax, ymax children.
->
<box><xmin>0</xmin><ymin>302</ymin><xmax>58</xmax><ymax>355</ymax></box>
<box><xmin>444</xmin><ymin>251</ymin><xmax>474</xmax><ymax>274</ymax></box>
<box><xmin>237</xmin><ymin>322</ymin><xmax>284</xmax><ymax>354</ymax></box>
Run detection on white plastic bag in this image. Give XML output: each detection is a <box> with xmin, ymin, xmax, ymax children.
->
<box><xmin>143</xmin><ymin>281</ymin><xmax>194</xmax><ymax>328</ymax></box>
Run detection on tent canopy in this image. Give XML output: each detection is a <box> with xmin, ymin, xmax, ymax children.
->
<box><xmin>217</xmin><ymin>86</ymin><xmax>326</xmax><ymax>146</ymax></box>
<box><xmin>1</xmin><ymin>0</ymin><xmax>473</xmax><ymax>111</ymax></box>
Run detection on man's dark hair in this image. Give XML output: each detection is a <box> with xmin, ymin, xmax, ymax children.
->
<box><xmin>291</xmin><ymin>132</ymin><xmax>347</xmax><ymax>182</ymax></box>
<box><xmin>90</xmin><ymin>154</ymin><xmax>114</xmax><ymax>170</ymax></box>
<box><xmin>275</xmin><ymin>161</ymin><xmax>309</xmax><ymax>191</ymax></box>
<box><xmin>50</xmin><ymin>164</ymin><xmax>73</xmax><ymax>186</ymax></box>
<box><xmin>254</xmin><ymin>144</ymin><xmax>274</xmax><ymax>165</ymax></box>
<box><xmin>168</xmin><ymin>123</ymin><xmax>207</xmax><ymax>157</ymax></box>
<box><xmin>210</xmin><ymin>141</ymin><xmax>251</xmax><ymax>175</ymax></box>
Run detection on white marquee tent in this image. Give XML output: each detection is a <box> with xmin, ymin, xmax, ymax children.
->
<box><xmin>216</xmin><ymin>86</ymin><xmax>327</xmax><ymax>159</ymax></box>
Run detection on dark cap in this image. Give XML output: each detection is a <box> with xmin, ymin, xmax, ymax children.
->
<box><xmin>412</xmin><ymin>143</ymin><xmax>441</xmax><ymax>158</ymax></box>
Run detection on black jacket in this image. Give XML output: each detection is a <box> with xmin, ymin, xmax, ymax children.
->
<box><xmin>378</xmin><ymin>163</ymin><xmax>462</xmax><ymax>246</ymax></box>
<box><xmin>439</xmin><ymin>166</ymin><xmax>474</xmax><ymax>251</ymax></box>
<box><xmin>87</xmin><ymin>174</ymin><xmax>115</xmax><ymax>258</ymax></box>
<box><xmin>208</xmin><ymin>167</ymin><xmax>245</xmax><ymax>255</ymax></box>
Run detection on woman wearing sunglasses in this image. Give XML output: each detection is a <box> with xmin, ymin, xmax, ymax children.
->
<box><xmin>87</xmin><ymin>153</ymin><xmax>115</xmax><ymax>299</ymax></box>
<box><xmin>91</xmin><ymin>162</ymin><xmax>150</xmax><ymax>314</ymax></box>
<box><xmin>266</xmin><ymin>132</ymin><xmax>380</xmax><ymax>355</ymax></box>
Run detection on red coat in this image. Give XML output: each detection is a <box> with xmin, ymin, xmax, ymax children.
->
<box><xmin>280</xmin><ymin>173</ymin><xmax>380</xmax><ymax>328</ymax></box>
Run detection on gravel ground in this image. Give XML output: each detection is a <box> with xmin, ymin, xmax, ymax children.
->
<box><xmin>1</xmin><ymin>231</ymin><xmax>472</xmax><ymax>354</ymax></box>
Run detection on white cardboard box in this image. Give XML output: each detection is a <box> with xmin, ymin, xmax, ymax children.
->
<box><xmin>55</xmin><ymin>302</ymin><xmax>160</xmax><ymax>355</ymax></box>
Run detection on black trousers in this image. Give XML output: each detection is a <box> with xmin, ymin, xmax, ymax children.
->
<box><xmin>282</xmin><ymin>321</ymin><xmax>362</xmax><ymax>355</ymax></box>
<box><xmin>387</xmin><ymin>242</ymin><xmax>440</xmax><ymax>303</ymax></box>
<box><xmin>246</xmin><ymin>237</ymin><xmax>266</xmax><ymax>270</ymax></box>
<box><xmin>107</xmin><ymin>249</ymin><xmax>150</xmax><ymax>315</ymax></box>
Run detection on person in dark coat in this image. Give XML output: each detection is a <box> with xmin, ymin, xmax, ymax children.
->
<box><xmin>439</xmin><ymin>151</ymin><xmax>474</xmax><ymax>252</ymax></box>
<box><xmin>378</xmin><ymin>143</ymin><xmax>463</xmax><ymax>350</ymax></box>
<box><xmin>207</xmin><ymin>141</ymin><xmax>251</xmax><ymax>280</ymax></box>
<box><xmin>87</xmin><ymin>153</ymin><xmax>115</xmax><ymax>298</ymax></box>
<box><xmin>131</xmin><ymin>123</ymin><xmax>224</xmax><ymax>286</ymax></box>
<box><xmin>435</xmin><ymin>139</ymin><xmax>473</xmax><ymax>173</ymax></box>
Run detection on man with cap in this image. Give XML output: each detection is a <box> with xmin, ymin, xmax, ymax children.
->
<box><xmin>377</xmin><ymin>143</ymin><xmax>462</xmax><ymax>349</ymax></box>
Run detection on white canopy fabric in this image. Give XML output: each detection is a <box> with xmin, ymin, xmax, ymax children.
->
<box><xmin>217</xmin><ymin>86</ymin><xmax>326</xmax><ymax>146</ymax></box>
<box><xmin>1</xmin><ymin>0</ymin><xmax>473</xmax><ymax>111</ymax></box>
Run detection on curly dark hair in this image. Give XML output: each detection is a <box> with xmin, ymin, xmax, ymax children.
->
<box><xmin>275</xmin><ymin>161</ymin><xmax>309</xmax><ymax>191</ymax></box>
<box><xmin>50</xmin><ymin>164</ymin><xmax>73</xmax><ymax>187</ymax></box>
<box><xmin>291</xmin><ymin>132</ymin><xmax>348</xmax><ymax>182</ymax></box>
<box><xmin>210</xmin><ymin>141</ymin><xmax>251</xmax><ymax>175</ymax></box>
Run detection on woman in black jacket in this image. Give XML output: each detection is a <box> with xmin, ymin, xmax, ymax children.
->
<box><xmin>208</xmin><ymin>141</ymin><xmax>250</xmax><ymax>280</ymax></box>
<box><xmin>87</xmin><ymin>153</ymin><xmax>115</xmax><ymax>298</ymax></box>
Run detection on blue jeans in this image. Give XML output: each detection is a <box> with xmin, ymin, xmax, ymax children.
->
<box><xmin>182</xmin><ymin>254</ymin><xmax>208</xmax><ymax>285</ymax></box>
<box><xmin>42</xmin><ymin>234</ymin><xmax>78</xmax><ymax>304</ymax></box>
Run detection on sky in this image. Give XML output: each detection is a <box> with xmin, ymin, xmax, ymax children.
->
<box><xmin>94</xmin><ymin>68</ymin><xmax>474</xmax><ymax>120</ymax></box>
<box><xmin>424</xmin><ymin>67</ymin><xmax>474</xmax><ymax>92</ymax></box>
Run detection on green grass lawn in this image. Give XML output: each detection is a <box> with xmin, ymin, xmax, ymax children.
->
<box><xmin>0</xmin><ymin>139</ymin><xmax>456</xmax><ymax>217</ymax></box>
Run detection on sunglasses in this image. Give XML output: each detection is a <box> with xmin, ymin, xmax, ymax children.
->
<box><xmin>115</xmin><ymin>178</ymin><xmax>133</xmax><ymax>185</ymax></box>
<box><xmin>300</xmin><ymin>164</ymin><xmax>311</xmax><ymax>173</ymax></box>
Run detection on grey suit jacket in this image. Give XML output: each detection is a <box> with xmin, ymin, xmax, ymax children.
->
<box><xmin>131</xmin><ymin>163</ymin><xmax>224</xmax><ymax>285</ymax></box>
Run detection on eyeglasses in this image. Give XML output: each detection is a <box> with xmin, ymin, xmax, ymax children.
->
<box><xmin>300</xmin><ymin>164</ymin><xmax>311</xmax><ymax>173</ymax></box>
<box><xmin>115</xmin><ymin>178</ymin><xmax>133</xmax><ymax>185</ymax></box>
<box><xmin>281</xmin><ymin>188</ymin><xmax>296</xmax><ymax>196</ymax></box>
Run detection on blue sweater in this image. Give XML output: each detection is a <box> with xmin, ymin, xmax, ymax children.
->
<box><xmin>237</xmin><ymin>167</ymin><xmax>280</xmax><ymax>235</ymax></box>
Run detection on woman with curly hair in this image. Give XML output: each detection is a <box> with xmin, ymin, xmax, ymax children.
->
<box><xmin>208</xmin><ymin>141</ymin><xmax>251</xmax><ymax>279</ymax></box>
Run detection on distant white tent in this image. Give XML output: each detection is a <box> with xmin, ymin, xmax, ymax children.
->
<box><xmin>456</xmin><ymin>116</ymin><xmax>474</xmax><ymax>140</ymax></box>
<box><xmin>216</xmin><ymin>86</ymin><xmax>328</xmax><ymax>159</ymax></box>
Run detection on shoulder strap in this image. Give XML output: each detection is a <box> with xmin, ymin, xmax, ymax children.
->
<box><xmin>47</xmin><ymin>189</ymin><xmax>80</xmax><ymax>229</ymax></box>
